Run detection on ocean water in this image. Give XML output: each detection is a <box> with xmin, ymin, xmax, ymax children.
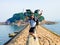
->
<box><xmin>0</xmin><ymin>25</ymin><xmax>25</xmax><ymax>45</ymax></box>
<box><xmin>43</xmin><ymin>22</ymin><xmax>60</xmax><ymax>35</ymax></box>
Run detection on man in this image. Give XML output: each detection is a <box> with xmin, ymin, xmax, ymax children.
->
<box><xmin>28</xmin><ymin>14</ymin><xmax>36</xmax><ymax>39</ymax></box>
<box><xmin>28</xmin><ymin>10</ymin><xmax>43</xmax><ymax>40</ymax></box>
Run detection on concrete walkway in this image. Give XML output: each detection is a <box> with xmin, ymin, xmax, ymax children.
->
<box><xmin>27</xmin><ymin>31</ymin><xmax>40</xmax><ymax>45</ymax></box>
<box><xmin>36</xmin><ymin>25</ymin><xmax>60</xmax><ymax>45</ymax></box>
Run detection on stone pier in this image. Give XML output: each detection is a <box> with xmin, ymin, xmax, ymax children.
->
<box><xmin>4</xmin><ymin>25</ymin><xmax>60</xmax><ymax>45</ymax></box>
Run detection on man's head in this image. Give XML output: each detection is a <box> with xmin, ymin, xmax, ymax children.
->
<box><xmin>30</xmin><ymin>13</ymin><xmax>34</xmax><ymax>19</ymax></box>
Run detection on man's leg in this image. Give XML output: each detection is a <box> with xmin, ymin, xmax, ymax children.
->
<box><xmin>29</xmin><ymin>32</ymin><xmax>36</xmax><ymax>39</ymax></box>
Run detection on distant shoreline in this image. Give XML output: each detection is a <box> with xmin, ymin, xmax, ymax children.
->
<box><xmin>0</xmin><ymin>22</ymin><xmax>7</xmax><ymax>25</ymax></box>
<box><xmin>45</xmin><ymin>21</ymin><xmax>58</xmax><ymax>25</ymax></box>
<box><xmin>0</xmin><ymin>21</ymin><xmax>58</xmax><ymax>25</ymax></box>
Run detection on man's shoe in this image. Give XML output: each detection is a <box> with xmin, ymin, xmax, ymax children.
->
<box><xmin>34</xmin><ymin>37</ymin><xmax>36</xmax><ymax>40</ymax></box>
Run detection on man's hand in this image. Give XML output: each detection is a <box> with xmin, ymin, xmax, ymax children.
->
<box><xmin>39</xmin><ymin>10</ymin><xmax>43</xmax><ymax>15</ymax></box>
<box><xmin>40</xmin><ymin>10</ymin><xmax>43</xmax><ymax>13</ymax></box>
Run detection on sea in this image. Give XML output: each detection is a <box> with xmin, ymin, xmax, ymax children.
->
<box><xmin>43</xmin><ymin>21</ymin><xmax>60</xmax><ymax>35</ymax></box>
<box><xmin>0</xmin><ymin>21</ymin><xmax>60</xmax><ymax>45</ymax></box>
<box><xmin>0</xmin><ymin>25</ymin><xmax>25</xmax><ymax>45</ymax></box>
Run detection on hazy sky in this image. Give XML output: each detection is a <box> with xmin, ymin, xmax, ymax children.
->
<box><xmin>0</xmin><ymin>0</ymin><xmax>60</xmax><ymax>22</ymax></box>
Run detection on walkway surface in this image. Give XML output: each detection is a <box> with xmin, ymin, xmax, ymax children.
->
<box><xmin>27</xmin><ymin>30</ymin><xmax>40</xmax><ymax>45</ymax></box>
<box><xmin>4</xmin><ymin>25</ymin><xmax>60</xmax><ymax>45</ymax></box>
<box><xmin>36</xmin><ymin>25</ymin><xmax>60</xmax><ymax>45</ymax></box>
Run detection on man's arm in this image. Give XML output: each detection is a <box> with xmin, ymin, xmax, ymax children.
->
<box><xmin>37</xmin><ymin>10</ymin><xmax>43</xmax><ymax>19</ymax></box>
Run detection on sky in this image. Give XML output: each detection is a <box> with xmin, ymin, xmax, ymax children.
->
<box><xmin>0</xmin><ymin>0</ymin><xmax>60</xmax><ymax>22</ymax></box>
